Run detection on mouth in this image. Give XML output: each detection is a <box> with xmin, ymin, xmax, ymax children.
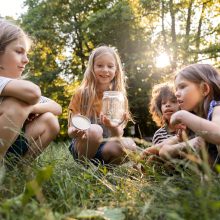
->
<box><xmin>100</xmin><ymin>75</ymin><xmax>109</xmax><ymax>78</ymax></box>
<box><xmin>18</xmin><ymin>66</ymin><xmax>25</xmax><ymax>70</ymax></box>
<box><xmin>164</xmin><ymin>109</ymin><xmax>174</xmax><ymax>114</ymax></box>
<box><xmin>178</xmin><ymin>100</ymin><xmax>183</xmax><ymax>105</ymax></box>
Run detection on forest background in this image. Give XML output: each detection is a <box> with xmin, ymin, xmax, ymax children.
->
<box><xmin>3</xmin><ymin>0</ymin><xmax>220</xmax><ymax>140</ymax></box>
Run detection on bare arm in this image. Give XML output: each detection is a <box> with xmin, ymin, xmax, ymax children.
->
<box><xmin>1</xmin><ymin>79</ymin><xmax>41</xmax><ymax>105</ymax></box>
<box><xmin>142</xmin><ymin>135</ymin><xmax>179</xmax><ymax>156</ymax></box>
<box><xmin>32</xmin><ymin>100</ymin><xmax>62</xmax><ymax>116</ymax></box>
<box><xmin>159</xmin><ymin>136</ymin><xmax>205</xmax><ymax>160</ymax></box>
<box><xmin>170</xmin><ymin>109</ymin><xmax>220</xmax><ymax>145</ymax></box>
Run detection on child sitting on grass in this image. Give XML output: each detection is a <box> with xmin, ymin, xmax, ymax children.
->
<box><xmin>149</xmin><ymin>82</ymin><xmax>180</xmax><ymax>145</ymax></box>
<box><xmin>0</xmin><ymin>19</ymin><xmax>62</xmax><ymax>164</ymax></box>
<box><xmin>142</xmin><ymin>82</ymin><xmax>184</xmax><ymax>160</ymax></box>
<box><xmin>68</xmin><ymin>45</ymin><xmax>136</xmax><ymax>165</ymax></box>
<box><xmin>158</xmin><ymin>64</ymin><xmax>220</xmax><ymax>166</ymax></box>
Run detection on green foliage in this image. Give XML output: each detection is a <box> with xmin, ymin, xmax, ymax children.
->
<box><xmin>15</xmin><ymin>0</ymin><xmax>220</xmax><ymax>140</ymax></box>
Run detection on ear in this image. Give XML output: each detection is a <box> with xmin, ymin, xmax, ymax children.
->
<box><xmin>200</xmin><ymin>82</ymin><xmax>210</xmax><ymax>97</ymax></box>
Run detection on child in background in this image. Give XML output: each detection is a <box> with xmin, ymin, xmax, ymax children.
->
<box><xmin>158</xmin><ymin>64</ymin><xmax>220</xmax><ymax>166</ymax></box>
<box><xmin>149</xmin><ymin>82</ymin><xmax>179</xmax><ymax>145</ymax></box>
<box><xmin>0</xmin><ymin>19</ymin><xmax>62</xmax><ymax>163</ymax></box>
<box><xmin>142</xmin><ymin>82</ymin><xmax>182</xmax><ymax>160</ymax></box>
<box><xmin>68</xmin><ymin>45</ymin><xmax>136</xmax><ymax>164</ymax></box>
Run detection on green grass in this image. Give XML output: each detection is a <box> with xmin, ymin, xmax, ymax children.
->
<box><xmin>1</xmin><ymin>141</ymin><xmax>220</xmax><ymax>220</ymax></box>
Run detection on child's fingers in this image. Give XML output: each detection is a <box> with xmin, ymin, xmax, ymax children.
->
<box><xmin>76</xmin><ymin>130</ymin><xmax>86</xmax><ymax>138</ymax></box>
<box><xmin>70</xmin><ymin>127</ymin><xmax>86</xmax><ymax>139</ymax></box>
<box><xmin>123</xmin><ymin>112</ymin><xmax>129</xmax><ymax>121</ymax></box>
<box><xmin>142</xmin><ymin>145</ymin><xmax>160</xmax><ymax>158</ymax></box>
<box><xmin>100</xmin><ymin>112</ymin><xmax>104</xmax><ymax>123</ymax></box>
<box><xmin>174</xmin><ymin>123</ymin><xmax>186</xmax><ymax>131</ymax></box>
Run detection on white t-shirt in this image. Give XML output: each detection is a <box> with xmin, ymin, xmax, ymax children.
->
<box><xmin>0</xmin><ymin>76</ymin><xmax>50</xmax><ymax>104</ymax></box>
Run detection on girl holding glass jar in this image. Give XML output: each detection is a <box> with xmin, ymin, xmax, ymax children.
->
<box><xmin>68</xmin><ymin>45</ymin><xmax>136</xmax><ymax>164</ymax></box>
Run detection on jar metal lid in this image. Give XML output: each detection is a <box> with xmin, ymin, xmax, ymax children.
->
<box><xmin>72</xmin><ymin>115</ymin><xmax>91</xmax><ymax>130</ymax></box>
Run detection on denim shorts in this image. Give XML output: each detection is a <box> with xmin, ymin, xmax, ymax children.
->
<box><xmin>69</xmin><ymin>140</ymin><xmax>106</xmax><ymax>165</ymax></box>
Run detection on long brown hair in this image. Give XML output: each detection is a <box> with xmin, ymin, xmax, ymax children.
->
<box><xmin>0</xmin><ymin>19</ymin><xmax>31</xmax><ymax>54</ymax></box>
<box><xmin>69</xmin><ymin>45</ymin><xmax>131</xmax><ymax>122</ymax></box>
<box><xmin>176</xmin><ymin>64</ymin><xmax>220</xmax><ymax>118</ymax></box>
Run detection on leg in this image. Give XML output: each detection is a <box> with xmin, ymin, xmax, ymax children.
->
<box><xmin>0</xmin><ymin>97</ymin><xmax>33</xmax><ymax>159</ymax></box>
<box><xmin>74</xmin><ymin>124</ymin><xmax>103</xmax><ymax>159</ymax></box>
<box><xmin>24</xmin><ymin>112</ymin><xmax>60</xmax><ymax>159</ymax></box>
<box><xmin>101</xmin><ymin>137</ymin><xmax>137</xmax><ymax>164</ymax></box>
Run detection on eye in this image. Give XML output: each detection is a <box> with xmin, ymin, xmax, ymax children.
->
<box><xmin>171</xmin><ymin>99</ymin><xmax>177</xmax><ymax>103</ymax></box>
<box><xmin>16</xmin><ymin>50</ymin><xmax>23</xmax><ymax>54</ymax></box>
<box><xmin>177</xmin><ymin>84</ymin><xmax>185</xmax><ymax>90</ymax></box>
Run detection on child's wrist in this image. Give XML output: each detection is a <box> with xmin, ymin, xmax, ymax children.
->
<box><xmin>110</xmin><ymin>126</ymin><xmax>123</xmax><ymax>137</ymax></box>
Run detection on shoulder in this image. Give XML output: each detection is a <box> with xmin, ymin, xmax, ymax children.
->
<box><xmin>154</xmin><ymin>127</ymin><xmax>168</xmax><ymax>135</ymax></box>
<box><xmin>0</xmin><ymin>76</ymin><xmax>13</xmax><ymax>95</ymax></box>
<box><xmin>68</xmin><ymin>89</ymin><xmax>82</xmax><ymax>113</ymax></box>
<box><xmin>0</xmin><ymin>76</ymin><xmax>13</xmax><ymax>87</ymax></box>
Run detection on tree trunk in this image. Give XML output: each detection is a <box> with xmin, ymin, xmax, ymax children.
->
<box><xmin>161</xmin><ymin>0</ymin><xmax>172</xmax><ymax>63</ymax></box>
<box><xmin>195</xmin><ymin>2</ymin><xmax>206</xmax><ymax>62</ymax></box>
<box><xmin>169</xmin><ymin>0</ymin><xmax>177</xmax><ymax>70</ymax></box>
<box><xmin>183</xmin><ymin>0</ymin><xmax>194</xmax><ymax>64</ymax></box>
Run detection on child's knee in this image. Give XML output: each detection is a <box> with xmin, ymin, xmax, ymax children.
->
<box><xmin>41</xmin><ymin>112</ymin><xmax>60</xmax><ymax>135</ymax></box>
<box><xmin>120</xmin><ymin>137</ymin><xmax>136</xmax><ymax>151</ymax></box>
<box><xmin>88</xmin><ymin>124</ymin><xmax>103</xmax><ymax>141</ymax></box>
<box><xmin>103</xmin><ymin>142</ymin><xmax>124</xmax><ymax>158</ymax></box>
<box><xmin>1</xmin><ymin>97</ymin><xmax>32</xmax><ymax>120</ymax></box>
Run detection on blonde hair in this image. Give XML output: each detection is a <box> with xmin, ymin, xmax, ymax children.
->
<box><xmin>0</xmin><ymin>19</ymin><xmax>31</xmax><ymax>54</ymax></box>
<box><xmin>70</xmin><ymin>45</ymin><xmax>131</xmax><ymax>121</ymax></box>
<box><xmin>176</xmin><ymin>64</ymin><xmax>220</xmax><ymax>118</ymax></box>
<box><xmin>149</xmin><ymin>82</ymin><xmax>177</xmax><ymax>126</ymax></box>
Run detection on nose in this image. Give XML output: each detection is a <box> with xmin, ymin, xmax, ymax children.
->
<box><xmin>165</xmin><ymin>101</ymin><xmax>171</xmax><ymax>107</ymax></box>
<box><xmin>102</xmin><ymin>65</ymin><xmax>108</xmax><ymax>72</ymax></box>
<box><xmin>175</xmin><ymin>90</ymin><xmax>180</xmax><ymax>97</ymax></box>
<box><xmin>22</xmin><ymin>54</ymin><xmax>29</xmax><ymax>65</ymax></box>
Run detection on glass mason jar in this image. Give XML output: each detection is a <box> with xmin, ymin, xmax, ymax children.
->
<box><xmin>102</xmin><ymin>91</ymin><xmax>125</xmax><ymax>126</ymax></box>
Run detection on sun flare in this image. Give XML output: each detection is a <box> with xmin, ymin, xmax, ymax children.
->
<box><xmin>155</xmin><ymin>53</ymin><xmax>170</xmax><ymax>68</ymax></box>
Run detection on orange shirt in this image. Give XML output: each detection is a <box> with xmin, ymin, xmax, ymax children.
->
<box><xmin>68</xmin><ymin>91</ymin><xmax>102</xmax><ymax>118</ymax></box>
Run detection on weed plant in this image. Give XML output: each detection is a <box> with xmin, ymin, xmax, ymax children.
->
<box><xmin>0</xmin><ymin>140</ymin><xmax>220</xmax><ymax>220</ymax></box>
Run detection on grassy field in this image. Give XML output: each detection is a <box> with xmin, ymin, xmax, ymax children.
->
<box><xmin>1</xmin><ymin>140</ymin><xmax>220</xmax><ymax>220</ymax></box>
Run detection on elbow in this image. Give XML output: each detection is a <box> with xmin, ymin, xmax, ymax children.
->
<box><xmin>56</xmin><ymin>104</ymin><xmax>62</xmax><ymax>116</ymax></box>
<box><xmin>52</xmin><ymin>102</ymin><xmax>62</xmax><ymax>116</ymax></box>
<box><xmin>27</xmin><ymin>84</ymin><xmax>41</xmax><ymax>104</ymax></box>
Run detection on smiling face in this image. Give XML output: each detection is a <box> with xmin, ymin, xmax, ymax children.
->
<box><xmin>161</xmin><ymin>96</ymin><xmax>179</xmax><ymax>122</ymax></box>
<box><xmin>175</xmin><ymin>75</ymin><xmax>204</xmax><ymax>113</ymax></box>
<box><xmin>93</xmin><ymin>52</ymin><xmax>117</xmax><ymax>89</ymax></box>
<box><xmin>0</xmin><ymin>36</ymin><xmax>29</xmax><ymax>78</ymax></box>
